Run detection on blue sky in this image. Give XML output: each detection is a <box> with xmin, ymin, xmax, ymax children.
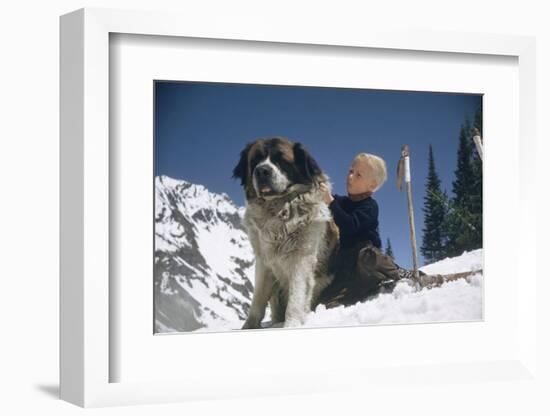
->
<box><xmin>155</xmin><ymin>81</ymin><xmax>482</xmax><ymax>269</ymax></box>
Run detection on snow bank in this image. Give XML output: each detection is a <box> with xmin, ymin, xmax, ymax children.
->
<box><xmin>306</xmin><ymin>273</ymin><xmax>482</xmax><ymax>327</ymax></box>
<box><xmin>419</xmin><ymin>248</ymin><xmax>483</xmax><ymax>275</ymax></box>
<box><xmin>191</xmin><ymin>249</ymin><xmax>484</xmax><ymax>332</ymax></box>
<box><xmin>305</xmin><ymin>249</ymin><xmax>483</xmax><ymax>327</ymax></box>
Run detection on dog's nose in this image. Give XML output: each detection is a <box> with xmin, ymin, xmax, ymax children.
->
<box><xmin>255</xmin><ymin>165</ymin><xmax>271</xmax><ymax>179</ymax></box>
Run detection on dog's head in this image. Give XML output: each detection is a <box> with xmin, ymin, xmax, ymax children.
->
<box><xmin>232</xmin><ymin>136</ymin><xmax>324</xmax><ymax>200</ymax></box>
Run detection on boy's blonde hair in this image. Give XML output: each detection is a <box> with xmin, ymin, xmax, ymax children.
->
<box><xmin>353</xmin><ymin>153</ymin><xmax>388</xmax><ymax>192</ymax></box>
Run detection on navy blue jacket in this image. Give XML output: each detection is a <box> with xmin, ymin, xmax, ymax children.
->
<box><xmin>328</xmin><ymin>194</ymin><xmax>382</xmax><ymax>249</ymax></box>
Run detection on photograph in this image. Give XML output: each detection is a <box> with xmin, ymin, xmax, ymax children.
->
<box><xmin>153</xmin><ymin>81</ymin><xmax>483</xmax><ymax>333</ymax></box>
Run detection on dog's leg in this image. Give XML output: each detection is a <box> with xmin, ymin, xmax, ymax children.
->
<box><xmin>310</xmin><ymin>274</ymin><xmax>331</xmax><ymax>310</ymax></box>
<box><xmin>269</xmin><ymin>281</ymin><xmax>287</xmax><ymax>325</ymax></box>
<box><xmin>242</xmin><ymin>260</ymin><xmax>274</xmax><ymax>329</ymax></box>
<box><xmin>284</xmin><ymin>256</ymin><xmax>315</xmax><ymax>328</ymax></box>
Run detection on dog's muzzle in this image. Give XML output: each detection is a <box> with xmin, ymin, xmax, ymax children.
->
<box><xmin>254</xmin><ymin>166</ymin><xmax>277</xmax><ymax>195</ymax></box>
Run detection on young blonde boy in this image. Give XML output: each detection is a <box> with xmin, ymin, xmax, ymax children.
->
<box><xmin>319</xmin><ymin>153</ymin><xmax>404</xmax><ymax>306</ymax></box>
<box><xmin>320</xmin><ymin>153</ymin><xmax>387</xmax><ymax>250</ymax></box>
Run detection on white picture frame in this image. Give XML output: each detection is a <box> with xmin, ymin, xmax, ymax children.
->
<box><xmin>60</xmin><ymin>7</ymin><xmax>538</xmax><ymax>408</ymax></box>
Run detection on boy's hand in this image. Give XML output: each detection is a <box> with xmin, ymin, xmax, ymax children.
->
<box><xmin>319</xmin><ymin>182</ymin><xmax>334</xmax><ymax>204</ymax></box>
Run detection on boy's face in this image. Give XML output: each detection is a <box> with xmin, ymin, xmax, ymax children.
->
<box><xmin>346</xmin><ymin>159</ymin><xmax>378</xmax><ymax>195</ymax></box>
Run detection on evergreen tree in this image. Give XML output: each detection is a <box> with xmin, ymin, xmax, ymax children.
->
<box><xmin>452</xmin><ymin>118</ymin><xmax>475</xmax><ymax>207</ymax></box>
<box><xmin>470</xmin><ymin>107</ymin><xmax>483</xmax><ymax>247</ymax></box>
<box><xmin>421</xmin><ymin>144</ymin><xmax>447</xmax><ymax>263</ymax></box>
<box><xmin>443</xmin><ymin>117</ymin><xmax>482</xmax><ymax>256</ymax></box>
<box><xmin>385</xmin><ymin>238</ymin><xmax>394</xmax><ymax>259</ymax></box>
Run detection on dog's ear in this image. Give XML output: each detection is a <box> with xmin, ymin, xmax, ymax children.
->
<box><xmin>232</xmin><ymin>142</ymin><xmax>255</xmax><ymax>187</ymax></box>
<box><xmin>293</xmin><ymin>142</ymin><xmax>322</xmax><ymax>182</ymax></box>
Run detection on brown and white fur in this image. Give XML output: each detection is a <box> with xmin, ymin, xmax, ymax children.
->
<box><xmin>232</xmin><ymin>137</ymin><xmax>339</xmax><ymax>328</ymax></box>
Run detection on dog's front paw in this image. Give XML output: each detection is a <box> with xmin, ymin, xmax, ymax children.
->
<box><xmin>242</xmin><ymin>318</ymin><xmax>261</xmax><ymax>330</ymax></box>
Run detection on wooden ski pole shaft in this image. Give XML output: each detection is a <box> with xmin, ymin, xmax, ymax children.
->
<box><xmin>397</xmin><ymin>145</ymin><xmax>419</xmax><ymax>280</ymax></box>
<box><xmin>405</xmin><ymin>156</ymin><xmax>419</xmax><ymax>280</ymax></box>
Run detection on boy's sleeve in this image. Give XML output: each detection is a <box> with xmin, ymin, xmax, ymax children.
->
<box><xmin>329</xmin><ymin>197</ymin><xmax>379</xmax><ymax>236</ymax></box>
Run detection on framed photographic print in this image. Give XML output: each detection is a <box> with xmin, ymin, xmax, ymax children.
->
<box><xmin>60</xmin><ymin>7</ymin><xmax>538</xmax><ymax>408</ymax></box>
<box><xmin>152</xmin><ymin>80</ymin><xmax>484</xmax><ymax>334</ymax></box>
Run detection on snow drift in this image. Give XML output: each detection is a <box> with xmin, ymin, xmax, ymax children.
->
<box><xmin>305</xmin><ymin>250</ymin><xmax>483</xmax><ymax>328</ymax></box>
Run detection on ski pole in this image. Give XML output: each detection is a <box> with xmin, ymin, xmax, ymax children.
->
<box><xmin>472</xmin><ymin>127</ymin><xmax>483</xmax><ymax>161</ymax></box>
<box><xmin>397</xmin><ymin>145</ymin><xmax>419</xmax><ymax>280</ymax></box>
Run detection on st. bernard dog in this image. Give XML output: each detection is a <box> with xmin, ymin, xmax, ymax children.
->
<box><xmin>232</xmin><ymin>136</ymin><xmax>339</xmax><ymax>328</ymax></box>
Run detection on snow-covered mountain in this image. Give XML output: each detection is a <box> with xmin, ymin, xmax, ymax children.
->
<box><xmin>154</xmin><ymin>175</ymin><xmax>255</xmax><ymax>333</ymax></box>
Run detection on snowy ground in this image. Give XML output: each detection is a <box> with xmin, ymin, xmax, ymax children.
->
<box><xmin>194</xmin><ymin>249</ymin><xmax>483</xmax><ymax>332</ymax></box>
<box><xmin>419</xmin><ymin>249</ymin><xmax>483</xmax><ymax>275</ymax></box>
<box><xmin>305</xmin><ymin>249</ymin><xmax>483</xmax><ymax>327</ymax></box>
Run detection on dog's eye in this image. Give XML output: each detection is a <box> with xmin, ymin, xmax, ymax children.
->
<box><xmin>251</xmin><ymin>155</ymin><xmax>263</xmax><ymax>167</ymax></box>
<box><xmin>271</xmin><ymin>153</ymin><xmax>286</xmax><ymax>165</ymax></box>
